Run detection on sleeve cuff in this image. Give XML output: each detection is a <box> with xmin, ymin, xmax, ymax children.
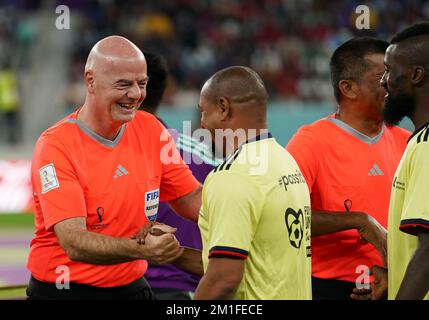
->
<box><xmin>160</xmin><ymin>175</ymin><xmax>200</xmax><ymax>202</ymax></box>
<box><xmin>208</xmin><ymin>246</ymin><xmax>249</xmax><ymax>260</ymax></box>
<box><xmin>45</xmin><ymin>213</ymin><xmax>87</xmax><ymax>231</ymax></box>
<box><xmin>399</xmin><ymin>218</ymin><xmax>429</xmax><ymax>236</ymax></box>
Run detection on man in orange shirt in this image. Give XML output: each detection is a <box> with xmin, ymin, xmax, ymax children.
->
<box><xmin>26</xmin><ymin>36</ymin><xmax>202</xmax><ymax>300</ymax></box>
<box><xmin>287</xmin><ymin>37</ymin><xmax>410</xmax><ymax>299</ymax></box>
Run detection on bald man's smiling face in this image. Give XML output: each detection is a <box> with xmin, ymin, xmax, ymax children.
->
<box><xmin>88</xmin><ymin>57</ymin><xmax>148</xmax><ymax>125</ymax></box>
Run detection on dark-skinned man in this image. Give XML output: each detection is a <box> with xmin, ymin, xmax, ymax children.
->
<box><xmin>287</xmin><ymin>37</ymin><xmax>410</xmax><ymax>300</ymax></box>
<box><xmin>194</xmin><ymin>66</ymin><xmax>312</xmax><ymax>300</ymax></box>
<box><xmin>356</xmin><ymin>22</ymin><xmax>429</xmax><ymax>300</ymax></box>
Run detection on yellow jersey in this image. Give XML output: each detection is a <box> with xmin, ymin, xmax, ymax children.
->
<box><xmin>388</xmin><ymin>123</ymin><xmax>429</xmax><ymax>300</ymax></box>
<box><xmin>199</xmin><ymin>133</ymin><xmax>312</xmax><ymax>299</ymax></box>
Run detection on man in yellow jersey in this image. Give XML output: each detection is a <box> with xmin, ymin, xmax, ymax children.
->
<box><xmin>193</xmin><ymin>66</ymin><xmax>312</xmax><ymax>300</ymax></box>
<box><xmin>356</xmin><ymin>23</ymin><xmax>429</xmax><ymax>300</ymax></box>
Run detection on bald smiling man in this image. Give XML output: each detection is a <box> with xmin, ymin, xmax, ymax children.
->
<box><xmin>26</xmin><ymin>36</ymin><xmax>202</xmax><ymax>300</ymax></box>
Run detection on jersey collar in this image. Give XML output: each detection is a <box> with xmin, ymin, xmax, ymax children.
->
<box><xmin>242</xmin><ymin>132</ymin><xmax>273</xmax><ymax>146</ymax></box>
<box><xmin>408</xmin><ymin>120</ymin><xmax>429</xmax><ymax>143</ymax></box>
<box><xmin>67</xmin><ymin>118</ymin><xmax>126</xmax><ymax>148</ymax></box>
<box><xmin>326</xmin><ymin>117</ymin><xmax>385</xmax><ymax>145</ymax></box>
<box><xmin>223</xmin><ymin>131</ymin><xmax>273</xmax><ymax>164</ymax></box>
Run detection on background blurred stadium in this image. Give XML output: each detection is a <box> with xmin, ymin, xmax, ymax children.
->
<box><xmin>0</xmin><ymin>0</ymin><xmax>423</xmax><ymax>298</ymax></box>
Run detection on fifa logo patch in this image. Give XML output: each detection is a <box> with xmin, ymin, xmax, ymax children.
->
<box><xmin>39</xmin><ymin>163</ymin><xmax>60</xmax><ymax>194</ymax></box>
<box><xmin>145</xmin><ymin>189</ymin><xmax>159</xmax><ymax>222</ymax></box>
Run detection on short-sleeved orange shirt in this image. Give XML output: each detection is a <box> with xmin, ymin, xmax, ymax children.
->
<box><xmin>286</xmin><ymin>114</ymin><xmax>410</xmax><ymax>282</ymax></box>
<box><xmin>27</xmin><ymin>109</ymin><xmax>199</xmax><ymax>287</ymax></box>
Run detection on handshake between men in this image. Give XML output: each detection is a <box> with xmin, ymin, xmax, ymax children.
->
<box><xmin>132</xmin><ymin>222</ymin><xmax>204</xmax><ymax>276</ymax></box>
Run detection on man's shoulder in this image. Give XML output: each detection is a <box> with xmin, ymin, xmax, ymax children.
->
<box><xmin>288</xmin><ymin>116</ymin><xmax>335</xmax><ymax>149</ymax></box>
<box><xmin>133</xmin><ymin>110</ymin><xmax>162</xmax><ymax>127</ymax></box>
<box><xmin>204</xmin><ymin>165</ymin><xmax>260</xmax><ymax>200</ymax></box>
<box><xmin>176</xmin><ymin>133</ymin><xmax>220</xmax><ymax>167</ymax></box>
<box><xmin>207</xmin><ymin>145</ymin><xmax>268</xmax><ymax>184</ymax></box>
<box><xmin>384</xmin><ymin>124</ymin><xmax>412</xmax><ymax>140</ymax></box>
<box><xmin>297</xmin><ymin>115</ymin><xmax>337</xmax><ymax>135</ymax></box>
<box><xmin>37</xmin><ymin>112</ymin><xmax>78</xmax><ymax>146</ymax></box>
<box><xmin>406</xmin><ymin>126</ymin><xmax>429</xmax><ymax>158</ymax></box>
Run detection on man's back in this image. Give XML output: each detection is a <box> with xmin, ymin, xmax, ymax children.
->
<box><xmin>199</xmin><ymin>134</ymin><xmax>312</xmax><ymax>299</ymax></box>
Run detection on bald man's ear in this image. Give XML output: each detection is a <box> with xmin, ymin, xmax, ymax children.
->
<box><xmin>338</xmin><ymin>79</ymin><xmax>358</xmax><ymax>100</ymax></box>
<box><xmin>85</xmin><ymin>71</ymin><xmax>95</xmax><ymax>94</ymax></box>
<box><xmin>218</xmin><ymin>96</ymin><xmax>231</xmax><ymax>121</ymax></box>
<box><xmin>411</xmin><ymin>66</ymin><xmax>425</xmax><ymax>85</ymax></box>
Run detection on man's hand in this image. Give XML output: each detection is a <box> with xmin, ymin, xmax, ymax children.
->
<box><xmin>141</xmin><ymin>232</ymin><xmax>183</xmax><ymax>265</ymax></box>
<box><xmin>356</xmin><ymin>214</ymin><xmax>387</xmax><ymax>266</ymax></box>
<box><xmin>351</xmin><ymin>265</ymin><xmax>388</xmax><ymax>300</ymax></box>
<box><xmin>131</xmin><ymin>221</ymin><xmax>154</xmax><ymax>244</ymax></box>
<box><xmin>371</xmin><ymin>265</ymin><xmax>388</xmax><ymax>299</ymax></box>
<box><xmin>131</xmin><ymin>222</ymin><xmax>177</xmax><ymax>244</ymax></box>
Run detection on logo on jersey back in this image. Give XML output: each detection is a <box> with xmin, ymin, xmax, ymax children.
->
<box><xmin>285</xmin><ymin>208</ymin><xmax>304</xmax><ymax>249</ymax></box>
<box><xmin>393</xmin><ymin>176</ymin><xmax>405</xmax><ymax>190</ymax></box>
<box><xmin>278</xmin><ymin>170</ymin><xmax>306</xmax><ymax>191</ymax></box>
<box><xmin>145</xmin><ymin>189</ymin><xmax>159</xmax><ymax>222</ymax></box>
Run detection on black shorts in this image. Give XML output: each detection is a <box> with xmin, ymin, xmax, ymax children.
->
<box><xmin>152</xmin><ymin>288</ymin><xmax>193</xmax><ymax>300</ymax></box>
<box><xmin>26</xmin><ymin>276</ymin><xmax>155</xmax><ymax>300</ymax></box>
<box><xmin>312</xmin><ymin>276</ymin><xmax>356</xmax><ymax>300</ymax></box>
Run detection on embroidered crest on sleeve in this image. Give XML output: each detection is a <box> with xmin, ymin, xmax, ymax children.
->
<box><xmin>39</xmin><ymin>163</ymin><xmax>60</xmax><ymax>194</ymax></box>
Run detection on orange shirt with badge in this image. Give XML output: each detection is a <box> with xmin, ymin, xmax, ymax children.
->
<box><xmin>27</xmin><ymin>109</ymin><xmax>199</xmax><ymax>287</ymax></box>
<box><xmin>286</xmin><ymin>114</ymin><xmax>410</xmax><ymax>282</ymax></box>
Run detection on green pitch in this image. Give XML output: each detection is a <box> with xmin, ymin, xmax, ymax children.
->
<box><xmin>0</xmin><ymin>213</ymin><xmax>33</xmax><ymax>299</ymax></box>
<box><xmin>0</xmin><ymin>286</ymin><xmax>27</xmax><ymax>299</ymax></box>
<box><xmin>0</xmin><ymin>213</ymin><xmax>34</xmax><ymax>229</ymax></box>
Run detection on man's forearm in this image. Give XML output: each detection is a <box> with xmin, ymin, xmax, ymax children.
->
<box><xmin>172</xmin><ymin>247</ymin><xmax>204</xmax><ymax>276</ymax></box>
<box><xmin>312</xmin><ymin>210</ymin><xmax>365</xmax><ymax>236</ymax></box>
<box><xmin>65</xmin><ymin>231</ymin><xmax>145</xmax><ymax>265</ymax></box>
<box><xmin>169</xmin><ymin>185</ymin><xmax>202</xmax><ymax>222</ymax></box>
<box><xmin>396</xmin><ymin>233</ymin><xmax>429</xmax><ymax>300</ymax></box>
<box><xmin>194</xmin><ymin>273</ymin><xmax>237</xmax><ymax>300</ymax></box>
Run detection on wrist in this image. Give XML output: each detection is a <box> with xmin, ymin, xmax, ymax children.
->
<box><xmin>347</xmin><ymin>211</ymin><xmax>368</xmax><ymax>230</ymax></box>
<box><xmin>128</xmin><ymin>238</ymin><xmax>149</xmax><ymax>260</ymax></box>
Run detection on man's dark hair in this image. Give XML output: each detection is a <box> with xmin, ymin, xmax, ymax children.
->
<box><xmin>330</xmin><ymin>37</ymin><xmax>389</xmax><ymax>102</ymax></box>
<box><xmin>391</xmin><ymin>22</ymin><xmax>429</xmax><ymax>44</ymax></box>
<box><xmin>389</xmin><ymin>22</ymin><xmax>429</xmax><ymax>68</ymax></box>
<box><xmin>140</xmin><ymin>51</ymin><xmax>169</xmax><ymax>112</ymax></box>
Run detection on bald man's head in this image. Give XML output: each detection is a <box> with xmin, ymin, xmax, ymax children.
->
<box><xmin>82</xmin><ymin>36</ymin><xmax>148</xmax><ymax>127</ymax></box>
<box><xmin>202</xmin><ymin>66</ymin><xmax>268</xmax><ymax>109</ymax></box>
<box><xmin>85</xmin><ymin>35</ymin><xmax>146</xmax><ymax>73</ymax></box>
<box><xmin>199</xmin><ymin>66</ymin><xmax>269</xmax><ymax>158</ymax></box>
<box><xmin>199</xmin><ymin>66</ymin><xmax>268</xmax><ymax>146</ymax></box>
